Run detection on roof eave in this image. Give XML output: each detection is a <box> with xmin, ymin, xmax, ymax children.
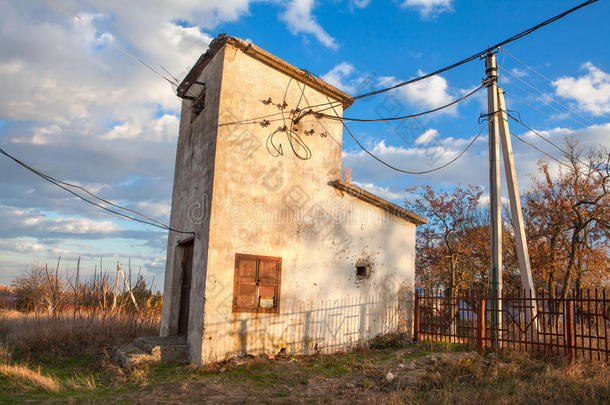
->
<box><xmin>177</xmin><ymin>34</ymin><xmax>354</xmax><ymax>110</ymax></box>
<box><xmin>331</xmin><ymin>180</ymin><xmax>427</xmax><ymax>225</ymax></box>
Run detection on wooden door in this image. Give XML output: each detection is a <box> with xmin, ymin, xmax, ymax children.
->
<box><xmin>177</xmin><ymin>241</ymin><xmax>193</xmax><ymax>336</ymax></box>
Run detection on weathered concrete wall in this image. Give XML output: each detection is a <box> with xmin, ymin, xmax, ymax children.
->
<box><xmin>160</xmin><ymin>46</ymin><xmax>227</xmax><ymax>363</ymax></box>
<box><xmin>196</xmin><ymin>43</ymin><xmax>416</xmax><ymax>364</ymax></box>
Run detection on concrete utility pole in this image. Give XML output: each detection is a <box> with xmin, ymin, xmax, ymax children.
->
<box><xmin>485</xmin><ymin>52</ymin><xmax>502</xmax><ymax>339</ymax></box>
<box><xmin>497</xmin><ymin>87</ymin><xmax>538</xmax><ymax>329</ymax></box>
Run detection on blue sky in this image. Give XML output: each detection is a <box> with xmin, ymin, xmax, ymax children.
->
<box><xmin>1</xmin><ymin>0</ymin><xmax>609</xmax><ymax>286</ymax></box>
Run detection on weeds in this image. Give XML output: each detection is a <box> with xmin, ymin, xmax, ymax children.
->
<box><xmin>0</xmin><ymin>343</ymin><xmax>608</xmax><ymax>404</ymax></box>
<box><xmin>0</xmin><ymin>363</ymin><xmax>60</xmax><ymax>392</ymax></box>
<box><xmin>0</xmin><ymin>309</ymin><xmax>159</xmax><ymax>358</ymax></box>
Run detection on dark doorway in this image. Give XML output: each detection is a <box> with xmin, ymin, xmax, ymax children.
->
<box><xmin>177</xmin><ymin>240</ymin><xmax>193</xmax><ymax>336</ymax></box>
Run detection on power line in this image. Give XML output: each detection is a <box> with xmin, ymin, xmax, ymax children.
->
<box><xmin>304</xmin><ymin>80</ymin><xmax>489</xmax><ymax>123</ymax></box>
<box><xmin>343</xmin><ymin>122</ymin><xmax>488</xmax><ymax>175</ymax></box>
<box><xmin>350</xmin><ymin>0</ymin><xmax>598</xmax><ymax>101</ymax></box>
<box><xmin>0</xmin><ymin>147</ymin><xmax>193</xmax><ymax>235</ymax></box>
<box><xmin>296</xmin><ymin>81</ymin><xmax>343</xmax><ymax>148</ymax></box>
<box><xmin>43</xmin><ymin>0</ymin><xmax>177</xmax><ymax>87</ymax></box>
<box><xmin>301</xmin><ymin>69</ymin><xmax>487</xmax><ymax>175</ymax></box>
<box><xmin>217</xmin><ymin>99</ymin><xmax>344</xmax><ymax>127</ymax></box>
<box><xmin>499</xmin><ymin>66</ymin><xmax>594</xmax><ymax>127</ymax></box>
<box><xmin>502</xmin><ymin>74</ymin><xmax>578</xmax><ymax>123</ymax></box>
<box><xmin>505</xmin><ymin>112</ymin><xmax>590</xmax><ymax>168</ymax></box>
<box><xmin>508</xmin><ymin>131</ymin><xmax>571</xmax><ymax>169</ymax></box>
<box><xmin>498</xmin><ymin>84</ymin><xmax>565</xmax><ymax>124</ymax></box>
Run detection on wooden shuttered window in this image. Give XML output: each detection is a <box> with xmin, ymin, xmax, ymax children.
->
<box><xmin>233</xmin><ymin>253</ymin><xmax>281</xmax><ymax>314</ymax></box>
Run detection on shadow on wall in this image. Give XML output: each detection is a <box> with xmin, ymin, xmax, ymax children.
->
<box><xmin>202</xmin><ymin>293</ymin><xmax>414</xmax><ymax>361</ymax></box>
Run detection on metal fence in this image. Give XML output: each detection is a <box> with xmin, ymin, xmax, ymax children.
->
<box><xmin>413</xmin><ymin>289</ymin><xmax>609</xmax><ymax>361</ymax></box>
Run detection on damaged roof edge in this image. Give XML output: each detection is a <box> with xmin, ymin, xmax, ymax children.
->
<box><xmin>331</xmin><ymin>180</ymin><xmax>427</xmax><ymax>226</ymax></box>
<box><xmin>176</xmin><ymin>34</ymin><xmax>354</xmax><ymax>110</ymax></box>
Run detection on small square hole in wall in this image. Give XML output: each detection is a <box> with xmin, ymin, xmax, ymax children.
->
<box><xmin>356</xmin><ymin>265</ymin><xmax>370</xmax><ymax>279</ymax></box>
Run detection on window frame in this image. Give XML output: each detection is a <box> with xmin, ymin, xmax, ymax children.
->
<box><xmin>232</xmin><ymin>253</ymin><xmax>282</xmax><ymax>314</ymax></box>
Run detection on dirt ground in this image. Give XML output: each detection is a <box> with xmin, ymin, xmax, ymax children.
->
<box><xmin>109</xmin><ymin>348</ymin><xmax>473</xmax><ymax>404</ymax></box>
<box><xmin>3</xmin><ymin>341</ymin><xmax>609</xmax><ymax>404</ymax></box>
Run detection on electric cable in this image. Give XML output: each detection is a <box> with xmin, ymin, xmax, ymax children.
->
<box><xmin>349</xmin><ymin>0</ymin><xmax>598</xmax><ymax>101</ymax></box>
<box><xmin>303</xmin><ymin>80</ymin><xmax>489</xmax><ymax>123</ymax></box>
<box><xmin>508</xmin><ymin>132</ymin><xmax>571</xmax><ymax>169</ymax></box>
<box><xmin>296</xmin><ymin>81</ymin><xmax>343</xmax><ymax>148</ymax></box>
<box><xmin>0</xmin><ymin>147</ymin><xmax>193</xmax><ymax>234</ymax></box>
<box><xmin>505</xmin><ymin>112</ymin><xmax>590</xmax><ymax>168</ymax></box>
<box><xmin>500</xmin><ymin>47</ymin><xmax>597</xmax><ymax>126</ymax></box>
<box><xmin>43</xmin><ymin>0</ymin><xmax>177</xmax><ymax>87</ymax></box>
<box><xmin>343</xmin><ymin>122</ymin><xmax>488</xmax><ymax>175</ymax></box>
<box><xmin>302</xmin><ymin>68</ymin><xmax>487</xmax><ymax>175</ymax></box>
<box><xmin>499</xmin><ymin>66</ymin><xmax>594</xmax><ymax>127</ymax></box>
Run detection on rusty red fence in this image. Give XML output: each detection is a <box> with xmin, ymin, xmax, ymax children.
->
<box><xmin>413</xmin><ymin>289</ymin><xmax>609</xmax><ymax>361</ymax></box>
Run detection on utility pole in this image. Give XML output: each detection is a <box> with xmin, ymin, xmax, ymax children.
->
<box><xmin>485</xmin><ymin>52</ymin><xmax>502</xmax><ymax>341</ymax></box>
<box><xmin>112</xmin><ymin>260</ymin><xmax>120</xmax><ymax>309</ymax></box>
<box><xmin>497</xmin><ymin>87</ymin><xmax>538</xmax><ymax>330</ymax></box>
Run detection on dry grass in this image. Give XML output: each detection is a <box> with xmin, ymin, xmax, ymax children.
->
<box><xmin>0</xmin><ymin>309</ymin><xmax>159</xmax><ymax>358</ymax></box>
<box><xmin>382</xmin><ymin>351</ymin><xmax>610</xmax><ymax>405</ymax></box>
<box><xmin>0</xmin><ymin>363</ymin><xmax>60</xmax><ymax>392</ymax></box>
<box><xmin>0</xmin><ymin>340</ymin><xmax>608</xmax><ymax>404</ymax></box>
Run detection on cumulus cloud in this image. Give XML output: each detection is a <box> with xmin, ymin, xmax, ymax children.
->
<box><xmin>378</xmin><ymin>71</ymin><xmax>455</xmax><ymax>111</ymax></box>
<box><xmin>103</xmin><ymin>122</ymin><xmax>142</xmax><ymax>140</ymax></box>
<box><xmin>552</xmin><ymin>62</ymin><xmax>610</xmax><ymax>116</ymax></box>
<box><xmin>0</xmin><ymin>60</ymin><xmax>24</xmax><ymax>74</ymax></box>
<box><xmin>0</xmin><ymin>239</ymin><xmax>47</xmax><ymax>253</ymax></box>
<box><xmin>398</xmin><ymin>0</ymin><xmax>454</xmax><ymax>18</ymax></box>
<box><xmin>322</xmin><ymin>62</ymin><xmax>357</xmax><ymax>93</ymax></box>
<box><xmin>280</xmin><ymin>0</ymin><xmax>338</xmax><ymax>50</ymax></box>
<box><xmin>352</xmin><ymin>182</ymin><xmax>407</xmax><ymax>201</ymax></box>
<box><xmin>11</xmin><ymin>125</ymin><xmax>61</xmax><ymax>145</ymax></box>
<box><xmin>46</xmin><ymin>218</ymin><xmax>120</xmax><ymax>235</ymax></box>
<box><xmin>0</xmin><ymin>1</ymin><xmax>262</xmax><ymax>283</ymax></box>
<box><xmin>414</xmin><ymin>128</ymin><xmax>439</xmax><ymax>144</ymax></box>
<box><xmin>342</xmin><ymin>122</ymin><xmax>610</xmax><ymax>203</ymax></box>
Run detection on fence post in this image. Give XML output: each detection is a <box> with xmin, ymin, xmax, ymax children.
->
<box><xmin>477</xmin><ymin>298</ymin><xmax>486</xmax><ymax>351</ymax></box>
<box><xmin>564</xmin><ymin>298</ymin><xmax>575</xmax><ymax>359</ymax></box>
<box><xmin>413</xmin><ymin>290</ymin><xmax>420</xmax><ymax>342</ymax></box>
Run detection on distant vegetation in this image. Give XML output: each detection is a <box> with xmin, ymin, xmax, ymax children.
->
<box><xmin>407</xmin><ymin>140</ymin><xmax>609</xmax><ymax>297</ymax></box>
<box><xmin>1</xmin><ymin>261</ymin><xmax>161</xmax><ymax>359</ymax></box>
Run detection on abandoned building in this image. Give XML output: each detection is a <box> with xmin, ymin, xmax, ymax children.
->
<box><xmin>159</xmin><ymin>34</ymin><xmax>427</xmax><ymax>366</ymax></box>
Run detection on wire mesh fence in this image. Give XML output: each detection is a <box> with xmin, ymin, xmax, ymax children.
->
<box><xmin>414</xmin><ymin>289</ymin><xmax>609</xmax><ymax>361</ymax></box>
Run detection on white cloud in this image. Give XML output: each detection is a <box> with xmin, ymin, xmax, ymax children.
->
<box><xmin>11</xmin><ymin>125</ymin><xmax>61</xmax><ymax>145</ymax></box>
<box><xmin>280</xmin><ymin>0</ymin><xmax>338</xmax><ymax>50</ymax></box>
<box><xmin>378</xmin><ymin>71</ymin><xmax>454</xmax><ymax>111</ymax></box>
<box><xmin>134</xmin><ymin>201</ymin><xmax>171</xmax><ymax>220</ymax></box>
<box><xmin>47</xmin><ymin>218</ymin><xmax>120</xmax><ymax>235</ymax></box>
<box><xmin>0</xmin><ymin>239</ymin><xmax>47</xmax><ymax>253</ymax></box>
<box><xmin>151</xmin><ymin>114</ymin><xmax>180</xmax><ymax>142</ymax></box>
<box><xmin>415</xmin><ymin>128</ymin><xmax>439</xmax><ymax>145</ymax></box>
<box><xmin>0</xmin><ymin>59</ymin><xmax>24</xmax><ymax>74</ymax></box>
<box><xmin>352</xmin><ymin>182</ymin><xmax>407</xmax><ymax>201</ymax></box>
<box><xmin>103</xmin><ymin>122</ymin><xmax>142</xmax><ymax>140</ymax></box>
<box><xmin>398</xmin><ymin>0</ymin><xmax>454</xmax><ymax>18</ymax></box>
<box><xmin>0</xmin><ymin>1</ymin><xmax>250</xmax><ymax>282</ymax></box>
<box><xmin>341</xmin><ymin>122</ymin><xmax>610</xmax><ymax>205</ymax></box>
<box><xmin>510</xmin><ymin>67</ymin><xmax>528</xmax><ymax>78</ymax></box>
<box><xmin>553</xmin><ymin>62</ymin><xmax>610</xmax><ymax>116</ymax></box>
<box><xmin>322</xmin><ymin>62</ymin><xmax>356</xmax><ymax>93</ymax></box>
<box><xmin>350</xmin><ymin>0</ymin><xmax>372</xmax><ymax>8</ymax></box>
<box><xmin>102</xmin><ymin>114</ymin><xmax>178</xmax><ymax>142</ymax></box>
